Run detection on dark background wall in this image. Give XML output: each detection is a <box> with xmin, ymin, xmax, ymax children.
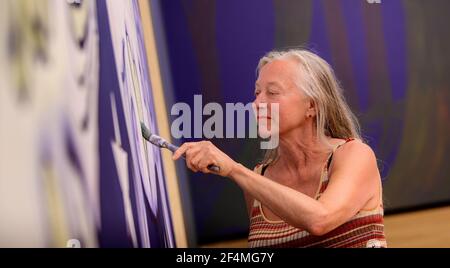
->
<box><xmin>155</xmin><ymin>0</ymin><xmax>450</xmax><ymax>244</ymax></box>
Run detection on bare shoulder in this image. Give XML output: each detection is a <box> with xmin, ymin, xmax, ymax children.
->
<box><xmin>334</xmin><ymin>139</ymin><xmax>376</xmax><ymax>164</ymax></box>
<box><xmin>329</xmin><ymin>138</ymin><xmax>379</xmax><ymax>180</ymax></box>
<box><xmin>327</xmin><ymin>139</ymin><xmax>380</xmax><ymax>204</ymax></box>
<box><xmin>321</xmin><ymin>139</ymin><xmax>382</xmax><ymax>213</ymax></box>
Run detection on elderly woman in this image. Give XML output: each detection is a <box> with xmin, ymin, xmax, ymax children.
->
<box><xmin>173</xmin><ymin>49</ymin><xmax>386</xmax><ymax>248</ymax></box>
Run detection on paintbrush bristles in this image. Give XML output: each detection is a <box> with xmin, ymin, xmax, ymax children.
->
<box><xmin>141</xmin><ymin>122</ymin><xmax>152</xmax><ymax>141</ymax></box>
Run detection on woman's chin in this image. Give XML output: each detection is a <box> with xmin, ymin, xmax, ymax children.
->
<box><xmin>258</xmin><ymin>129</ymin><xmax>277</xmax><ymax>139</ymax></box>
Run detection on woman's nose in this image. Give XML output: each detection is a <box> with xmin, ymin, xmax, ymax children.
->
<box><xmin>253</xmin><ymin>102</ymin><xmax>269</xmax><ymax>117</ymax></box>
<box><xmin>253</xmin><ymin>99</ymin><xmax>263</xmax><ymax>116</ymax></box>
<box><xmin>253</xmin><ymin>92</ymin><xmax>266</xmax><ymax>107</ymax></box>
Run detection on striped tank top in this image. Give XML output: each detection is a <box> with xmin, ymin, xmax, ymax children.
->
<box><xmin>248</xmin><ymin>138</ymin><xmax>387</xmax><ymax>248</ymax></box>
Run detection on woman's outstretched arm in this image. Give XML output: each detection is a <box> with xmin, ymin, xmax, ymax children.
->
<box><xmin>173</xmin><ymin>140</ymin><xmax>380</xmax><ymax>235</ymax></box>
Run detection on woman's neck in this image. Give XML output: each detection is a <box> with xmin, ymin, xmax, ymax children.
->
<box><xmin>273</xmin><ymin>125</ymin><xmax>332</xmax><ymax>179</ymax></box>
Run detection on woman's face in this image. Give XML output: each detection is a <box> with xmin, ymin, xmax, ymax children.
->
<box><xmin>253</xmin><ymin>59</ymin><xmax>313</xmax><ymax>138</ymax></box>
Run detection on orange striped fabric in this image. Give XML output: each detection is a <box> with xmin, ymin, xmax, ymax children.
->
<box><xmin>248</xmin><ymin>139</ymin><xmax>387</xmax><ymax>248</ymax></box>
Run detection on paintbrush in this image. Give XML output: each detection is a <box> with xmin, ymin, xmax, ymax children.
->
<box><xmin>141</xmin><ymin>122</ymin><xmax>220</xmax><ymax>173</ymax></box>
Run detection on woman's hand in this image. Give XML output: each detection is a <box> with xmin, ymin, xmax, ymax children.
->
<box><xmin>172</xmin><ymin>141</ymin><xmax>238</xmax><ymax>177</ymax></box>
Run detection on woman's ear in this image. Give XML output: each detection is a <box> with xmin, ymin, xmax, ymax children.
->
<box><xmin>307</xmin><ymin>100</ymin><xmax>316</xmax><ymax>118</ymax></box>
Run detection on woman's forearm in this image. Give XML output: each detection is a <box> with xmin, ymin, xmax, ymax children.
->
<box><xmin>229</xmin><ymin>163</ymin><xmax>330</xmax><ymax>235</ymax></box>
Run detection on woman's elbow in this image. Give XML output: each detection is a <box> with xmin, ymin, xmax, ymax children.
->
<box><xmin>294</xmin><ymin>209</ymin><xmax>332</xmax><ymax>236</ymax></box>
<box><xmin>307</xmin><ymin>223</ymin><xmax>329</xmax><ymax>236</ymax></box>
<box><xmin>310</xmin><ymin>211</ymin><xmax>350</xmax><ymax>236</ymax></box>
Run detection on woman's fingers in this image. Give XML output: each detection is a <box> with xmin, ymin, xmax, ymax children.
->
<box><xmin>174</xmin><ymin>142</ymin><xmax>204</xmax><ymax>172</ymax></box>
<box><xmin>189</xmin><ymin>153</ymin><xmax>204</xmax><ymax>171</ymax></box>
<box><xmin>200</xmin><ymin>160</ymin><xmax>219</xmax><ymax>174</ymax></box>
<box><xmin>172</xmin><ymin>141</ymin><xmax>234</xmax><ymax>176</ymax></box>
<box><xmin>189</xmin><ymin>146</ymin><xmax>216</xmax><ymax>173</ymax></box>
<box><xmin>197</xmin><ymin>157</ymin><xmax>217</xmax><ymax>174</ymax></box>
<box><xmin>186</xmin><ymin>160</ymin><xmax>198</xmax><ymax>173</ymax></box>
<box><xmin>172</xmin><ymin>142</ymin><xmax>191</xmax><ymax>160</ymax></box>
